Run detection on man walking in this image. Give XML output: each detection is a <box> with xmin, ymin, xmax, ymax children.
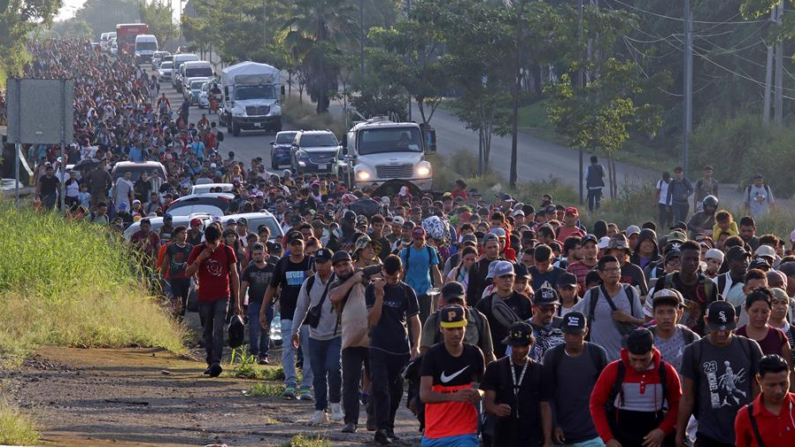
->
<box><xmin>186</xmin><ymin>224</ymin><xmax>241</xmax><ymax>377</ymax></box>
<box><xmin>586</xmin><ymin>155</ymin><xmax>605</xmax><ymax>212</ymax></box>
<box><xmin>744</xmin><ymin>173</ymin><xmax>776</xmax><ymax>218</ymax></box>
<box><xmin>656</xmin><ymin>172</ymin><xmax>673</xmax><ymax>230</ymax></box>
<box><xmin>400</xmin><ymin>226</ymin><xmax>442</xmax><ymax>325</ymax></box>
<box><xmin>734</xmin><ymin>354</ymin><xmax>795</xmax><ymax>447</ymax></box>
<box><xmin>291</xmin><ymin>248</ymin><xmax>342</xmax><ymax>425</ymax></box>
<box><xmin>366</xmin><ymin>255</ymin><xmax>422</xmax><ymax>445</ymax></box>
<box><xmin>694</xmin><ymin>165</ymin><xmax>718</xmax><ymax>212</ymax></box>
<box><xmin>239</xmin><ymin>243</ymin><xmax>275</xmax><ymax>364</ymax></box>
<box><xmin>676</xmin><ymin>301</ymin><xmax>764</xmax><ymax>447</ymax></box>
<box><xmin>476</xmin><ymin>261</ymin><xmax>533</xmax><ymax>359</ymax></box>
<box><xmin>161</xmin><ymin>225</ymin><xmax>193</xmax><ymax>318</ymax></box>
<box><xmin>667</xmin><ymin>167</ymin><xmax>693</xmax><ymax>224</ymax></box>
<box><xmin>543</xmin><ymin>312</ymin><xmax>608</xmax><ymax>447</ymax></box>
<box><xmin>36</xmin><ymin>165</ymin><xmax>60</xmax><ymax>210</ymax></box>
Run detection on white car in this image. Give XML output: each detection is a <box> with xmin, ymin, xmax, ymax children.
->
<box><xmin>158</xmin><ymin>61</ymin><xmax>173</xmax><ymax>82</ymax></box>
<box><xmin>123</xmin><ymin>213</ymin><xmax>212</xmax><ymax>241</ymax></box>
<box><xmin>222</xmin><ymin>212</ymin><xmax>284</xmax><ymax>242</ymax></box>
<box><xmin>152</xmin><ymin>51</ymin><xmax>171</xmax><ymax>68</ymax></box>
<box><xmin>190</xmin><ymin>183</ymin><xmax>234</xmax><ymax>195</ymax></box>
<box><xmin>110</xmin><ymin>39</ymin><xmax>118</xmax><ymax>55</ymax></box>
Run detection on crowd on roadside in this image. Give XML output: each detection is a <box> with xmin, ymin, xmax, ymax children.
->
<box><xmin>16</xmin><ymin>39</ymin><xmax>795</xmax><ymax>447</ymax></box>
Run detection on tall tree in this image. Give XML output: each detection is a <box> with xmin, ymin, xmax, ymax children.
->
<box><xmin>73</xmin><ymin>0</ymin><xmax>138</xmax><ymax>40</ymax></box>
<box><xmin>0</xmin><ymin>0</ymin><xmax>62</xmax><ymax>78</ymax></box>
<box><xmin>138</xmin><ymin>0</ymin><xmax>177</xmax><ymax>46</ymax></box>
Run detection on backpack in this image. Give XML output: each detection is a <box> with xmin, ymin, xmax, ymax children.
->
<box><xmin>403</xmin><ymin>245</ymin><xmax>436</xmax><ymax>270</ymax></box>
<box><xmin>746</xmin><ymin>183</ymin><xmax>771</xmax><ymax>203</ymax></box>
<box><xmin>608</xmin><ymin>359</ymin><xmax>669</xmax><ymax>416</ymax></box>
<box><xmin>662</xmin><ymin>272</ymin><xmax>715</xmax><ymax>302</ymax></box>
<box><xmin>217</xmin><ymin>130</ymin><xmax>224</xmax><ymax>142</ymax></box>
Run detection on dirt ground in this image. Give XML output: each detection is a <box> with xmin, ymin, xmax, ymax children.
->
<box><xmin>2</xmin><ymin>316</ymin><xmax>423</xmax><ymax>446</ymax></box>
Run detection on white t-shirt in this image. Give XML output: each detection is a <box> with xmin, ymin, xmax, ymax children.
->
<box><xmin>657</xmin><ymin>179</ymin><xmax>672</xmax><ymax>205</ymax></box>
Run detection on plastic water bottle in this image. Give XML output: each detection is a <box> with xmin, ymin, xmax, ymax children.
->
<box><xmin>270</xmin><ymin>313</ymin><xmax>282</xmax><ymax>346</ymax></box>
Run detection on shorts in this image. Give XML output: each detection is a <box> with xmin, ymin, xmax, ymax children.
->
<box><xmin>556</xmin><ymin>437</ymin><xmax>606</xmax><ymax>447</ymax></box>
<box><xmin>421</xmin><ymin>433</ymin><xmax>479</xmax><ymax>447</ymax></box>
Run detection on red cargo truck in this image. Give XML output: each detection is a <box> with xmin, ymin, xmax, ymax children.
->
<box><xmin>115</xmin><ymin>23</ymin><xmax>150</xmax><ymax>56</ymax></box>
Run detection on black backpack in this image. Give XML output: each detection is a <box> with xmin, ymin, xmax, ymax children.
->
<box><xmin>608</xmin><ymin>359</ymin><xmax>669</xmax><ymax>416</ymax></box>
<box><xmin>547</xmin><ymin>343</ymin><xmax>607</xmax><ymax>388</ymax></box>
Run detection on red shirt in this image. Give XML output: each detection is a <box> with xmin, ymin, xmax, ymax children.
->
<box><xmin>735</xmin><ymin>392</ymin><xmax>795</xmax><ymax>447</ymax></box>
<box><xmin>187</xmin><ymin>243</ymin><xmax>237</xmax><ymax>302</ymax></box>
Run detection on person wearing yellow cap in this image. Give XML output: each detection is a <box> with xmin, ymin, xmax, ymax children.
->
<box><xmin>420</xmin><ymin>305</ymin><xmax>485</xmax><ymax>447</ymax></box>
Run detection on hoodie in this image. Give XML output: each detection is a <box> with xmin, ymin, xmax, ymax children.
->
<box><xmin>589</xmin><ymin>348</ymin><xmax>681</xmax><ymax>443</ymax></box>
<box><xmin>630</xmin><ymin>229</ymin><xmax>660</xmax><ymax>272</ymax></box>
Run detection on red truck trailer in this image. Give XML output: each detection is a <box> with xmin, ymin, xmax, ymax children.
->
<box><xmin>115</xmin><ymin>23</ymin><xmax>150</xmax><ymax>56</ymax></box>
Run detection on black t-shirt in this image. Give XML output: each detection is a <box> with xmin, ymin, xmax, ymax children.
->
<box><xmin>365</xmin><ymin>281</ymin><xmax>420</xmax><ymax>354</ymax></box>
<box><xmin>270</xmin><ymin>256</ymin><xmax>313</xmax><ymax>320</ymax></box>
<box><xmin>651</xmin><ymin>272</ymin><xmax>718</xmax><ymax>336</ymax></box>
<box><xmin>187</xmin><ymin>230</ymin><xmax>203</xmax><ymax>247</ymax></box>
<box><xmin>475</xmin><ymin>292</ymin><xmax>533</xmax><ymax>358</ymax></box>
<box><xmin>529</xmin><ymin>266</ymin><xmax>567</xmax><ymax>290</ymax></box>
<box><xmin>242</xmin><ymin>262</ymin><xmax>275</xmax><ymax>303</ymax></box>
<box><xmin>39</xmin><ymin>175</ymin><xmax>60</xmax><ymax>196</ymax></box>
<box><xmin>480</xmin><ymin>357</ymin><xmax>550</xmax><ymax>446</ymax></box>
<box><xmin>165</xmin><ymin>242</ymin><xmax>193</xmax><ymax>278</ymax></box>
<box><xmin>134</xmin><ymin>179</ymin><xmax>151</xmax><ymax>201</ymax></box>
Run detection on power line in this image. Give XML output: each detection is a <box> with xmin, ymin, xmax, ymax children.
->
<box><xmin>605</xmin><ymin>0</ymin><xmax>767</xmax><ymax>25</ymax></box>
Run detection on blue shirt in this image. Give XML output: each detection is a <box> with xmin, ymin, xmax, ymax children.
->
<box><xmin>191</xmin><ymin>142</ymin><xmax>205</xmax><ymax>159</ymax></box>
<box><xmin>129</xmin><ymin>146</ymin><xmax>143</xmax><ymax>162</ymax></box>
<box><xmin>400</xmin><ymin>245</ymin><xmax>438</xmax><ymax>296</ymax></box>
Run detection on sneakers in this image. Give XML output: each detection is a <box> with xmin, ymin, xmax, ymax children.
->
<box><xmin>330</xmin><ymin>403</ymin><xmax>344</xmax><ymax>422</ymax></box>
<box><xmin>341</xmin><ymin>422</ymin><xmax>357</xmax><ymax>433</ymax></box>
<box><xmin>308</xmin><ymin>410</ymin><xmax>328</xmax><ymax>425</ymax></box>
<box><xmin>298</xmin><ymin>388</ymin><xmax>314</xmax><ymax>401</ymax></box>
<box><xmin>208</xmin><ymin>363</ymin><xmax>223</xmax><ymax>378</ymax></box>
<box><xmin>281</xmin><ymin>386</ymin><xmax>296</xmax><ymax>399</ymax></box>
<box><xmin>386</xmin><ymin>429</ymin><xmax>400</xmax><ymax>440</ymax></box>
<box><xmin>257</xmin><ymin>357</ymin><xmax>269</xmax><ymax>365</ymax></box>
<box><xmin>374</xmin><ymin>430</ymin><xmax>393</xmax><ymax>445</ymax></box>
<box><xmin>203</xmin><ymin>366</ymin><xmax>212</xmax><ymax>375</ymax></box>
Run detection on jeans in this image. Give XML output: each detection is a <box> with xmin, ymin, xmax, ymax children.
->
<box><xmin>342</xmin><ymin>346</ymin><xmax>370</xmax><ymax>425</ymax></box>
<box><xmin>418</xmin><ymin>294</ymin><xmax>432</xmax><ymax>327</ymax></box>
<box><xmin>555</xmin><ymin>438</ymin><xmax>605</xmax><ymax>447</ymax></box>
<box><xmin>587</xmin><ymin>188</ymin><xmax>602</xmax><ymax>212</ymax></box>
<box><xmin>198</xmin><ymin>299</ymin><xmax>227</xmax><ymax>366</ymax></box>
<box><xmin>658</xmin><ymin>204</ymin><xmax>672</xmax><ymax>229</ymax></box>
<box><xmin>370</xmin><ymin>348</ymin><xmax>409</xmax><ymax>431</ymax></box>
<box><xmin>42</xmin><ymin>193</ymin><xmax>57</xmax><ymax>210</ymax></box>
<box><xmin>169</xmin><ymin>278</ymin><xmax>191</xmax><ymax>316</ymax></box>
<box><xmin>672</xmin><ymin>202</ymin><xmax>689</xmax><ymax>224</ymax></box>
<box><xmin>247</xmin><ymin>301</ymin><xmax>272</xmax><ymax>358</ymax></box>
<box><xmin>280</xmin><ymin>318</ymin><xmax>313</xmax><ymax>389</ymax></box>
<box><xmin>309</xmin><ymin>336</ymin><xmax>342</xmax><ymax>411</ymax></box>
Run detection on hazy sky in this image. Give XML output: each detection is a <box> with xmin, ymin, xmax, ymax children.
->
<box><xmin>55</xmin><ymin>0</ymin><xmax>181</xmax><ymax>22</ymax></box>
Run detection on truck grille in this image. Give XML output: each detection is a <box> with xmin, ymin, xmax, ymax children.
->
<box><xmin>309</xmin><ymin>153</ymin><xmax>336</xmax><ymax>164</ymax></box>
<box><xmin>376</xmin><ymin>164</ymin><xmax>413</xmax><ymax>179</ymax></box>
<box><xmin>245</xmin><ymin>106</ymin><xmax>270</xmax><ymax>116</ymax></box>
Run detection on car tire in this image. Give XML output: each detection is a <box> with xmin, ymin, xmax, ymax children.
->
<box><xmin>232</xmin><ymin>122</ymin><xmax>240</xmax><ymax>137</ymax></box>
<box><xmin>271</xmin><ymin>159</ymin><xmax>279</xmax><ymax>170</ymax></box>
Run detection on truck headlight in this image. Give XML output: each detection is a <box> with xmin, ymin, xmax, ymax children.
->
<box><xmin>268</xmin><ymin>104</ymin><xmax>282</xmax><ymax>116</ymax></box>
<box><xmin>232</xmin><ymin>108</ymin><xmax>245</xmax><ymax>117</ymax></box>
<box><xmin>416</xmin><ymin>162</ymin><xmax>432</xmax><ymax>177</ymax></box>
<box><xmin>356</xmin><ymin>170</ymin><xmax>371</xmax><ymax>181</ymax></box>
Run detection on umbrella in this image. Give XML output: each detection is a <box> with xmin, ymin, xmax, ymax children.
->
<box><xmin>72</xmin><ymin>158</ymin><xmax>100</xmax><ymax>171</ymax></box>
<box><xmin>349</xmin><ymin>198</ymin><xmax>382</xmax><ymax>218</ymax></box>
<box><xmin>372</xmin><ymin>179</ymin><xmax>424</xmax><ymax>200</ymax></box>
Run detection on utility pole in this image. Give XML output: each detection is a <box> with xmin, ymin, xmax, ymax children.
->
<box><xmin>360</xmin><ymin>0</ymin><xmax>365</xmax><ymax>76</ymax></box>
<box><xmin>578</xmin><ymin>0</ymin><xmax>584</xmax><ymax>205</ymax></box>
<box><xmin>406</xmin><ymin>0</ymin><xmax>412</xmax><ymax>121</ymax></box>
<box><xmin>763</xmin><ymin>8</ymin><xmax>775</xmax><ymax>125</ymax></box>
<box><xmin>509</xmin><ymin>1</ymin><xmax>523</xmax><ymax>189</ymax></box>
<box><xmin>683</xmin><ymin>0</ymin><xmax>693</xmax><ymax>179</ymax></box>
<box><xmin>774</xmin><ymin>1</ymin><xmax>784</xmax><ymax>125</ymax></box>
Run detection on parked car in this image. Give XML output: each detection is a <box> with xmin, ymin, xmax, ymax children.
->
<box><xmin>183</xmin><ymin>77</ymin><xmax>210</xmax><ymax>105</ymax></box>
<box><xmin>111</xmin><ymin>161</ymin><xmax>167</xmax><ymax>182</ymax></box>
<box><xmin>190</xmin><ymin>183</ymin><xmax>234</xmax><ymax>195</ymax></box>
<box><xmin>158</xmin><ymin>61</ymin><xmax>173</xmax><ymax>82</ymax></box>
<box><xmin>152</xmin><ymin>51</ymin><xmax>170</xmax><ymax>68</ymax></box>
<box><xmin>223</xmin><ymin>212</ymin><xmax>284</xmax><ymax>242</ymax></box>
<box><xmin>166</xmin><ymin>193</ymin><xmax>234</xmax><ymax>217</ymax></box>
<box><xmin>270</xmin><ymin>131</ymin><xmax>298</xmax><ymax>170</ymax></box>
<box><xmin>123</xmin><ymin>213</ymin><xmax>212</xmax><ymax>240</ymax></box>
<box><xmin>290</xmin><ymin>130</ymin><xmax>342</xmax><ymax>174</ymax></box>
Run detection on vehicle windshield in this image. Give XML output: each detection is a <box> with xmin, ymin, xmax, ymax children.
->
<box><xmin>161</xmin><ymin>62</ymin><xmax>172</xmax><ymax>69</ymax></box>
<box><xmin>276</xmin><ymin>132</ymin><xmax>298</xmax><ymax>144</ymax></box>
<box><xmin>186</xmin><ymin>67</ymin><xmax>213</xmax><ymax>78</ymax></box>
<box><xmin>137</xmin><ymin>42</ymin><xmax>157</xmax><ymax>50</ymax></box>
<box><xmin>191</xmin><ymin>80</ymin><xmax>206</xmax><ymax>89</ymax></box>
<box><xmin>234</xmin><ymin>85</ymin><xmax>276</xmax><ymax>101</ymax></box>
<box><xmin>358</xmin><ymin>128</ymin><xmax>423</xmax><ymax>155</ymax></box>
<box><xmin>300</xmin><ymin>133</ymin><xmax>338</xmax><ymax>148</ymax></box>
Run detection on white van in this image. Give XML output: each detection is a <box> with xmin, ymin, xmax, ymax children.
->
<box><xmin>134</xmin><ymin>34</ymin><xmax>158</xmax><ymax>64</ymax></box>
<box><xmin>180</xmin><ymin>60</ymin><xmax>214</xmax><ymax>87</ymax></box>
<box><xmin>171</xmin><ymin>53</ymin><xmax>200</xmax><ymax>92</ymax></box>
<box><xmin>100</xmin><ymin>32</ymin><xmax>110</xmax><ymax>51</ymax></box>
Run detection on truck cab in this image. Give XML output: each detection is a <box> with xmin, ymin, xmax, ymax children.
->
<box><xmin>134</xmin><ymin>34</ymin><xmax>158</xmax><ymax>64</ymax></box>
<box><xmin>219</xmin><ymin>61</ymin><xmax>284</xmax><ymax>136</ymax></box>
<box><xmin>342</xmin><ymin>118</ymin><xmax>436</xmax><ymax>192</ymax></box>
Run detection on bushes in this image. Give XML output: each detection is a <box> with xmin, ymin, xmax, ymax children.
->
<box><xmin>0</xmin><ymin>202</ymin><xmax>186</xmax><ymax>356</ymax></box>
<box><xmin>282</xmin><ymin>97</ymin><xmax>346</xmax><ymax>138</ymax></box>
<box><xmin>0</xmin><ymin>401</ymin><xmax>39</xmax><ymax>446</ymax></box>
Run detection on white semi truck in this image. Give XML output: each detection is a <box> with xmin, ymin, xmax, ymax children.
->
<box><xmin>219</xmin><ymin>61</ymin><xmax>283</xmax><ymax>136</ymax></box>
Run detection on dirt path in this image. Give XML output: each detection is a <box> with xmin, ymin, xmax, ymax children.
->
<box><xmin>3</xmin><ymin>345</ymin><xmax>423</xmax><ymax>446</ymax></box>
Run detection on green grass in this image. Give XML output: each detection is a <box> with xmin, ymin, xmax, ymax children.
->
<box><xmin>0</xmin><ymin>200</ymin><xmax>186</xmax><ymax>357</ymax></box>
<box><xmin>0</xmin><ymin>401</ymin><xmax>39</xmax><ymax>445</ymax></box>
<box><xmin>247</xmin><ymin>382</ymin><xmax>284</xmax><ymax>398</ymax></box>
<box><xmin>260</xmin><ymin>365</ymin><xmax>287</xmax><ymax>381</ymax></box>
<box><xmin>283</xmin><ymin>435</ymin><xmax>333</xmax><ymax>447</ymax></box>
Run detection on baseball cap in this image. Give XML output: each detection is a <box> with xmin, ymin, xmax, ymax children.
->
<box><xmin>626</xmin><ymin>225</ymin><xmax>641</xmax><ymax>238</ymax></box>
<box><xmin>561</xmin><ymin>311</ymin><xmax>587</xmax><ymax>334</ymax></box>
<box><xmin>392</xmin><ymin>216</ymin><xmax>405</xmax><ymax>226</ymax></box>
<box><xmin>493</xmin><ymin>260</ymin><xmax>515</xmax><ymax>278</ymax></box>
<box><xmin>667</xmin><ymin>231</ymin><xmax>687</xmax><ymax>243</ymax></box>
<box><xmin>726</xmin><ymin>245</ymin><xmax>751</xmax><ymax>261</ymax></box>
<box><xmin>652</xmin><ymin>288</ymin><xmax>684</xmax><ymax>309</ymax></box>
<box><xmin>343</xmin><ymin>210</ymin><xmax>357</xmax><ymax>222</ymax></box>
<box><xmin>502</xmin><ymin>321</ymin><xmax>534</xmax><ymax>346</ymax></box>
<box><xmin>670</xmin><ymin>221</ymin><xmax>688</xmax><ymax>232</ymax></box>
<box><xmin>237</xmin><ymin>217</ymin><xmax>248</xmax><ymax>226</ymax></box>
<box><xmin>624</xmin><ymin>328</ymin><xmax>654</xmax><ymax>355</ymax></box>
<box><xmin>564</xmin><ymin>207</ymin><xmax>579</xmax><ymax>216</ymax></box>
<box><xmin>489</xmin><ymin>228</ymin><xmax>507</xmax><ymax>237</ymax></box>
<box><xmin>533</xmin><ymin>287</ymin><xmax>560</xmax><ymax>306</ymax></box>
<box><xmin>286</xmin><ymin>231</ymin><xmax>304</xmax><ymax>244</ymax></box>
<box><xmin>412</xmin><ymin>227</ymin><xmax>427</xmax><ymax>239</ymax></box>
<box><xmin>608</xmin><ymin>235</ymin><xmax>630</xmax><ymax>251</ymax></box>
<box><xmin>439</xmin><ymin>305</ymin><xmax>467</xmax><ymax>329</ymax></box>
<box><xmin>705</xmin><ymin>249</ymin><xmax>725</xmax><ymax>262</ymax></box>
<box><xmin>749</xmin><ymin>259</ymin><xmax>770</xmax><ymax>270</ymax></box>
<box><xmin>755</xmin><ymin>245</ymin><xmax>776</xmax><ymax>260</ymax></box>
<box><xmin>486</xmin><ymin>260</ymin><xmax>499</xmax><ymax>279</ymax></box>
<box><xmin>314</xmin><ymin>248</ymin><xmax>333</xmax><ymax>262</ymax></box>
<box><xmin>460</xmin><ymin>234</ymin><xmax>477</xmax><ymax>246</ymax></box>
<box><xmin>190</xmin><ymin>218</ymin><xmax>202</xmax><ymax>226</ymax></box>
<box><xmin>558</xmin><ymin>272</ymin><xmax>578</xmax><ymax>288</ymax></box>
<box><xmin>581</xmin><ymin>234</ymin><xmax>598</xmax><ymax>246</ymax></box>
<box><xmin>226</xmin><ymin>218</ymin><xmax>237</xmax><ymax>226</ymax></box>
<box><xmin>515</xmin><ymin>263</ymin><xmax>531</xmax><ymax>279</ymax></box>
<box><xmin>331</xmin><ymin>251</ymin><xmax>352</xmax><ymax>265</ymax></box>
<box><xmin>118</xmin><ymin>202</ymin><xmax>129</xmax><ymax>211</ymax></box>
<box><xmin>441</xmin><ymin>281</ymin><xmax>466</xmax><ymax>304</ymax></box>
<box><xmin>664</xmin><ymin>250</ymin><xmax>681</xmax><ymax>264</ymax></box>
<box><xmin>597</xmin><ymin>236</ymin><xmax>611</xmax><ymax>250</ymax></box>
<box><xmin>513</xmin><ymin>209</ymin><xmax>525</xmax><ymax>217</ymax></box>
<box><xmin>706</xmin><ymin>301</ymin><xmax>737</xmax><ymax>331</ymax></box>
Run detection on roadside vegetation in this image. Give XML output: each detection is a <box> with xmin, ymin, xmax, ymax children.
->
<box><xmin>0</xmin><ymin>200</ymin><xmax>186</xmax><ymax>358</ymax></box>
<box><xmin>0</xmin><ymin>400</ymin><xmax>39</xmax><ymax>446</ymax></box>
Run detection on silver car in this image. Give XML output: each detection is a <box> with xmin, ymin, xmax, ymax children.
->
<box><xmin>158</xmin><ymin>61</ymin><xmax>173</xmax><ymax>82</ymax></box>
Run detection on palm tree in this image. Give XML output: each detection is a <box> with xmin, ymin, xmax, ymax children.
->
<box><xmin>282</xmin><ymin>0</ymin><xmax>356</xmax><ymax>113</ymax></box>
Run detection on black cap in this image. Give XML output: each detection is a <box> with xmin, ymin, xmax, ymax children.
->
<box><xmin>706</xmin><ymin>301</ymin><xmax>737</xmax><ymax>331</ymax></box>
<box><xmin>558</xmin><ymin>272</ymin><xmax>578</xmax><ymax>288</ymax></box>
<box><xmin>624</xmin><ymin>328</ymin><xmax>654</xmax><ymax>355</ymax></box>
<box><xmin>533</xmin><ymin>287</ymin><xmax>560</xmax><ymax>306</ymax></box>
<box><xmin>749</xmin><ymin>259</ymin><xmax>770</xmax><ymax>270</ymax></box>
<box><xmin>561</xmin><ymin>311</ymin><xmax>587</xmax><ymax>334</ymax></box>
<box><xmin>290</xmin><ymin>214</ymin><xmax>302</xmax><ymax>224</ymax></box>
<box><xmin>671</xmin><ymin>221</ymin><xmax>688</xmax><ymax>231</ymax></box>
<box><xmin>237</xmin><ymin>217</ymin><xmax>248</xmax><ymax>226</ymax></box>
<box><xmin>343</xmin><ymin>210</ymin><xmax>357</xmax><ymax>222</ymax></box>
<box><xmin>581</xmin><ymin>234</ymin><xmax>598</xmax><ymax>246</ymax></box>
<box><xmin>726</xmin><ymin>245</ymin><xmax>751</xmax><ymax>261</ymax></box>
<box><xmin>331</xmin><ymin>251</ymin><xmax>352</xmax><ymax>265</ymax></box>
<box><xmin>515</xmin><ymin>263</ymin><xmax>531</xmax><ymax>279</ymax></box>
<box><xmin>314</xmin><ymin>248</ymin><xmax>333</xmax><ymax>262</ymax></box>
<box><xmin>286</xmin><ymin>231</ymin><xmax>304</xmax><ymax>244</ymax></box>
<box><xmin>439</xmin><ymin>305</ymin><xmax>467</xmax><ymax>328</ymax></box>
<box><xmin>441</xmin><ymin>281</ymin><xmax>466</xmax><ymax>303</ymax></box>
<box><xmin>502</xmin><ymin>321</ymin><xmax>534</xmax><ymax>346</ymax></box>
